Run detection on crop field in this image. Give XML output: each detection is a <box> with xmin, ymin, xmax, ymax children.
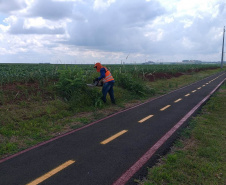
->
<box><xmin>0</xmin><ymin>63</ymin><xmax>219</xmax><ymax>107</ymax></box>
<box><xmin>0</xmin><ymin>63</ymin><xmax>219</xmax><ymax>85</ymax></box>
<box><xmin>0</xmin><ymin>63</ymin><xmax>223</xmax><ymax>159</ymax></box>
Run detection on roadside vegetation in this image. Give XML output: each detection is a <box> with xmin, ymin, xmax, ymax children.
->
<box><xmin>0</xmin><ymin>63</ymin><xmax>224</xmax><ymax>159</ymax></box>
<box><xmin>138</xmin><ymin>82</ymin><xmax>226</xmax><ymax>185</ymax></box>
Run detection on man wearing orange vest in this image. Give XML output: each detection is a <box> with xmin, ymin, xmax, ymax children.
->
<box><xmin>94</xmin><ymin>62</ymin><xmax>115</xmax><ymax>104</ymax></box>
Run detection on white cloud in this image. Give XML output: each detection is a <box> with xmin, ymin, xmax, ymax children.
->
<box><xmin>26</xmin><ymin>0</ymin><xmax>74</xmax><ymax>20</ymax></box>
<box><xmin>180</xmin><ymin>19</ymin><xmax>193</xmax><ymax>28</ymax></box>
<box><xmin>24</xmin><ymin>17</ymin><xmax>46</xmax><ymax>28</ymax></box>
<box><xmin>66</xmin><ymin>0</ymin><xmax>165</xmax><ymax>54</ymax></box>
<box><xmin>0</xmin><ymin>24</ymin><xmax>9</xmax><ymax>32</ymax></box>
<box><xmin>182</xmin><ymin>37</ymin><xmax>197</xmax><ymax>49</ymax></box>
<box><xmin>145</xmin><ymin>29</ymin><xmax>164</xmax><ymax>42</ymax></box>
<box><xmin>0</xmin><ymin>0</ymin><xmax>27</xmax><ymax>13</ymax></box>
<box><xmin>93</xmin><ymin>0</ymin><xmax>116</xmax><ymax>11</ymax></box>
<box><xmin>0</xmin><ymin>0</ymin><xmax>226</xmax><ymax>63</ymax></box>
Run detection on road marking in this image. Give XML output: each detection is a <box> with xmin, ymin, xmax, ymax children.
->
<box><xmin>185</xmin><ymin>93</ymin><xmax>190</xmax><ymax>97</ymax></box>
<box><xmin>197</xmin><ymin>87</ymin><xmax>201</xmax><ymax>89</ymax></box>
<box><xmin>192</xmin><ymin>90</ymin><xmax>197</xmax><ymax>93</ymax></box>
<box><xmin>101</xmin><ymin>130</ymin><xmax>128</xmax><ymax>145</ymax></box>
<box><xmin>26</xmin><ymin>160</ymin><xmax>75</xmax><ymax>185</ymax></box>
<box><xmin>202</xmin><ymin>85</ymin><xmax>206</xmax><ymax>87</ymax></box>
<box><xmin>138</xmin><ymin>115</ymin><xmax>154</xmax><ymax>123</ymax></box>
<box><xmin>206</xmin><ymin>83</ymin><xmax>209</xmax><ymax>85</ymax></box>
<box><xmin>174</xmin><ymin>98</ymin><xmax>182</xmax><ymax>103</ymax></box>
<box><xmin>113</xmin><ymin>78</ymin><xmax>226</xmax><ymax>185</ymax></box>
<box><xmin>160</xmin><ymin>105</ymin><xmax>171</xmax><ymax>111</ymax></box>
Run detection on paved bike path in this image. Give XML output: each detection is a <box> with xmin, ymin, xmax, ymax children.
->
<box><xmin>0</xmin><ymin>71</ymin><xmax>225</xmax><ymax>185</ymax></box>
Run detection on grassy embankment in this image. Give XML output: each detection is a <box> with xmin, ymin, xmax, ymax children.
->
<box><xmin>138</xmin><ymin>81</ymin><xmax>226</xmax><ymax>185</ymax></box>
<box><xmin>0</xmin><ymin>67</ymin><xmax>224</xmax><ymax>159</ymax></box>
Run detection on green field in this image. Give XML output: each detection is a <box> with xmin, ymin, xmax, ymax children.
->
<box><xmin>0</xmin><ymin>63</ymin><xmax>219</xmax><ymax>85</ymax></box>
<box><xmin>0</xmin><ymin>63</ymin><xmax>224</xmax><ymax>160</ymax></box>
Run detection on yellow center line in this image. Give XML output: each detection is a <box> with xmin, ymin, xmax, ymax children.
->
<box><xmin>101</xmin><ymin>130</ymin><xmax>128</xmax><ymax>145</ymax></box>
<box><xmin>26</xmin><ymin>160</ymin><xmax>75</xmax><ymax>185</ymax></box>
<box><xmin>160</xmin><ymin>105</ymin><xmax>171</xmax><ymax>111</ymax></box>
<box><xmin>197</xmin><ymin>87</ymin><xmax>201</xmax><ymax>89</ymax></box>
<box><xmin>174</xmin><ymin>98</ymin><xmax>182</xmax><ymax>103</ymax></box>
<box><xmin>185</xmin><ymin>93</ymin><xmax>190</xmax><ymax>97</ymax></box>
<box><xmin>138</xmin><ymin>115</ymin><xmax>154</xmax><ymax>123</ymax></box>
<box><xmin>192</xmin><ymin>90</ymin><xmax>197</xmax><ymax>93</ymax></box>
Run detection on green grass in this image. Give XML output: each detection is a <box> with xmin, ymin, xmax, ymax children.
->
<box><xmin>147</xmin><ymin>68</ymin><xmax>222</xmax><ymax>95</ymax></box>
<box><xmin>138</xmin><ymin>82</ymin><xmax>226</xmax><ymax>185</ymax></box>
<box><xmin>0</xmin><ymin>66</ymin><xmax>225</xmax><ymax>159</ymax></box>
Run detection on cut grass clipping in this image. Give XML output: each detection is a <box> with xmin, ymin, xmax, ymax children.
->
<box><xmin>139</xmin><ymin>82</ymin><xmax>226</xmax><ymax>185</ymax></box>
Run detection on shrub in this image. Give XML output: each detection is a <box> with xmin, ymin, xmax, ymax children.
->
<box><xmin>115</xmin><ymin>72</ymin><xmax>154</xmax><ymax>97</ymax></box>
<box><xmin>55</xmin><ymin>68</ymin><xmax>103</xmax><ymax>111</ymax></box>
<box><xmin>69</xmin><ymin>87</ymin><xmax>103</xmax><ymax>112</ymax></box>
<box><xmin>55</xmin><ymin>68</ymin><xmax>86</xmax><ymax>101</ymax></box>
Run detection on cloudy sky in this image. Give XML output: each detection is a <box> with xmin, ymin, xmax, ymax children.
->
<box><xmin>0</xmin><ymin>0</ymin><xmax>226</xmax><ymax>64</ymax></box>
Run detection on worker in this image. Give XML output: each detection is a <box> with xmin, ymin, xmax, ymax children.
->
<box><xmin>94</xmin><ymin>62</ymin><xmax>115</xmax><ymax>104</ymax></box>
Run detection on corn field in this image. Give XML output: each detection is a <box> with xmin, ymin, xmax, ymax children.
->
<box><xmin>0</xmin><ymin>63</ymin><xmax>219</xmax><ymax>85</ymax></box>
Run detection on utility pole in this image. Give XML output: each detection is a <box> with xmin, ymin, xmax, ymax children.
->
<box><xmin>221</xmin><ymin>26</ymin><xmax>225</xmax><ymax>69</ymax></box>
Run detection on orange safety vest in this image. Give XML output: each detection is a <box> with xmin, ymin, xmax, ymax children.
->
<box><xmin>102</xmin><ymin>67</ymin><xmax>114</xmax><ymax>83</ymax></box>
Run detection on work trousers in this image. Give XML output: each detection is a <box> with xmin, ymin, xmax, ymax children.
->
<box><xmin>102</xmin><ymin>81</ymin><xmax>115</xmax><ymax>104</ymax></box>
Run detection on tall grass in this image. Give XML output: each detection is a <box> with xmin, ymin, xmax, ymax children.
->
<box><xmin>115</xmin><ymin>72</ymin><xmax>155</xmax><ymax>97</ymax></box>
<box><xmin>55</xmin><ymin>67</ymin><xmax>103</xmax><ymax>111</ymax></box>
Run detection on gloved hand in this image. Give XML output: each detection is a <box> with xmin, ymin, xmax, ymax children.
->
<box><xmin>93</xmin><ymin>78</ymin><xmax>99</xmax><ymax>83</ymax></box>
<box><xmin>93</xmin><ymin>78</ymin><xmax>99</xmax><ymax>86</ymax></box>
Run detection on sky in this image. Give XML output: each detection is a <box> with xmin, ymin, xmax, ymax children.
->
<box><xmin>0</xmin><ymin>0</ymin><xmax>226</xmax><ymax>64</ymax></box>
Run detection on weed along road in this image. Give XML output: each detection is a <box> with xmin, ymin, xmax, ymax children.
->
<box><xmin>0</xmin><ymin>71</ymin><xmax>225</xmax><ymax>185</ymax></box>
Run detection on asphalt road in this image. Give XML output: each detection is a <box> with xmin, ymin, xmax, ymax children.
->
<box><xmin>0</xmin><ymin>71</ymin><xmax>225</xmax><ymax>185</ymax></box>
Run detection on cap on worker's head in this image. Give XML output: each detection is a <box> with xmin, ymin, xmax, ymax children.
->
<box><xmin>94</xmin><ymin>62</ymin><xmax>102</xmax><ymax>72</ymax></box>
